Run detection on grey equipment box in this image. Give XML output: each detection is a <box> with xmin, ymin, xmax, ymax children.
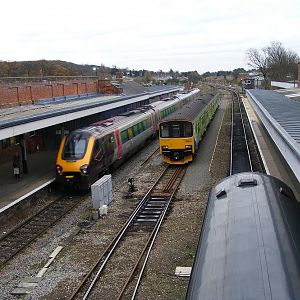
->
<box><xmin>91</xmin><ymin>175</ymin><xmax>113</xmax><ymax>209</ymax></box>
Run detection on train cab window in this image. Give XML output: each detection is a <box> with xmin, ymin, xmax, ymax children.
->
<box><xmin>172</xmin><ymin>124</ymin><xmax>181</xmax><ymax>137</ymax></box>
<box><xmin>184</xmin><ymin>123</ymin><xmax>192</xmax><ymax>137</ymax></box>
<box><xmin>160</xmin><ymin>124</ymin><xmax>170</xmax><ymax>138</ymax></box>
<box><xmin>63</xmin><ymin>132</ymin><xmax>88</xmax><ymax>160</ymax></box>
<box><xmin>160</xmin><ymin>121</ymin><xmax>192</xmax><ymax>138</ymax></box>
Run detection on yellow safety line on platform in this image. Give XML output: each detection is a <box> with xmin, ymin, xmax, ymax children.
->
<box><xmin>209</xmin><ymin>96</ymin><xmax>228</xmax><ymax>173</ymax></box>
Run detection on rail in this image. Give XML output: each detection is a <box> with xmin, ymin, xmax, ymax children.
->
<box><xmin>230</xmin><ymin>91</ymin><xmax>252</xmax><ymax>175</ymax></box>
<box><xmin>69</xmin><ymin>165</ymin><xmax>186</xmax><ymax>300</ymax></box>
<box><xmin>0</xmin><ymin>195</ymin><xmax>82</xmax><ymax>269</ymax></box>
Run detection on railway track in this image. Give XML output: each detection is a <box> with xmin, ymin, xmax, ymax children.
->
<box><xmin>230</xmin><ymin>91</ymin><xmax>252</xmax><ymax>175</ymax></box>
<box><xmin>140</xmin><ymin>147</ymin><xmax>159</xmax><ymax>166</ymax></box>
<box><xmin>229</xmin><ymin>91</ymin><xmax>265</xmax><ymax>175</ymax></box>
<box><xmin>69</xmin><ymin>165</ymin><xmax>186</xmax><ymax>300</ymax></box>
<box><xmin>240</xmin><ymin>97</ymin><xmax>266</xmax><ymax>173</ymax></box>
<box><xmin>0</xmin><ymin>195</ymin><xmax>82</xmax><ymax>269</ymax></box>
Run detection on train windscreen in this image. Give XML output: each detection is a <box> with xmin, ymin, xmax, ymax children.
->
<box><xmin>62</xmin><ymin>132</ymin><xmax>89</xmax><ymax>160</ymax></box>
<box><xmin>160</xmin><ymin>121</ymin><xmax>192</xmax><ymax>138</ymax></box>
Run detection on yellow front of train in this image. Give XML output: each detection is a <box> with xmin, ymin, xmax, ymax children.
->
<box><xmin>159</xmin><ymin>121</ymin><xmax>194</xmax><ymax>164</ymax></box>
<box><xmin>56</xmin><ymin>132</ymin><xmax>95</xmax><ymax>189</ymax></box>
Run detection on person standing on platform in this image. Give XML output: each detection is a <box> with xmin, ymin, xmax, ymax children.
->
<box><xmin>13</xmin><ymin>152</ymin><xmax>21</xmax><ymax>180</ymax></box>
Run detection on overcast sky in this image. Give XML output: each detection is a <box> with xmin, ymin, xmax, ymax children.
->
<box><xmin>1</xmin><ymin>0</ymin><xmax>299</xmax><ymax>73</ymax></box>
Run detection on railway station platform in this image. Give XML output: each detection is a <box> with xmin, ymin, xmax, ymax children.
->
<box><xmin>243</xmin><ymin>90</ymin><xmax>300</xmax><ymax>200</ymax></box>
<box><xmin>0</xmin><ymin>85</ymin><xmax>181</xmax><ymax>213</ymax></box>
<box><xmin>0</xmin><ymin>150</ymin><xmax>56</xmax><ymax>211</ymax></box>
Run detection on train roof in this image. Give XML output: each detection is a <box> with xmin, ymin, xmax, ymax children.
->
<box><xmin>69</xmin><ymin>91</ymin><xmax>198</xmax><ymax>137</ymax></box>
<box><xmin>76</xmin><ymin>109</ymin><xmax>151</xmax><ymax>137</ymax></box>
<box><xmin>186</xmin><ymin>172</ymin><xmax>300</xmax><ymax>300</ymax></box>
<box><xmin>160</xmin><ymin>93</ymin><xmax>217</xmax><ymax>123</ymax></box>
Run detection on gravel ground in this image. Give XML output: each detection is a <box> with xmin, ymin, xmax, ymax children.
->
<box><xmin>0</xmin><ymin>189</ymin><xmax>60</xmax><ymax>239</ymax></box>
<box><xmin>0</xmin><ymin>92</ymin><xmax>231</xmax><ymax>300</ymax></box>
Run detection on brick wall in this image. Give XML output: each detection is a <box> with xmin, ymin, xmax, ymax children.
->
<box><xmin>0</xmin><ymin>80</ymin><xmax>124</xmax><ymax>108</ymax></box>
<box><xmin>0</xmin><ymin>81</ymin><xmax>100</xmax><ymax>108</ymax></box>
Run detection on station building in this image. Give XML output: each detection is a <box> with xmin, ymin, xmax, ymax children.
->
<box><xmin>0</xmin><ymin>80</ymin><xmax>181</xmax><ymax>208</ymax></box>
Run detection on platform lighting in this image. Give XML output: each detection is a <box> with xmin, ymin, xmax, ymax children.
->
<box><xmin>93</xmin><ymin>67</ymin><xmax>99</xmax><ymax>76</ymax></box>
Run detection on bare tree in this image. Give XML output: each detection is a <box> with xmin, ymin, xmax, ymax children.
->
<box><xmin>247</xmin><ymin>41</ymin><xmax>299</xmax><ymax>88</ymax></box>
<box><xmin>266</xmin><ymin>41</ymin><xmax>299</xmax><ymax>81</ymax></box>
<box><xmin>246</xmin><ymin>47</ymin><xmax>270</xmax><ymax>88</ymax></box>
<box><xmin>266</xmin><ymin>41</ymin><xmax>287</xmax><ymax>81</ymax></box>
<box><xmin>286</xmin><ymin>49</ymin><xmax>299</xmax><ymax>83</ymax></box>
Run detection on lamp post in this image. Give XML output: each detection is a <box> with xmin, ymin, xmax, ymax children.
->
<box><xmin>93</xmin><ymin>67</ymin><xmax>99</xmax><ymax>77</ymax></box>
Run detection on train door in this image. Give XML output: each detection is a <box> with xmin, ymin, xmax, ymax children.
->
<box><xmin>157</xmin><ymin>110</ymin><xmax>162</xmax><ymax>122</ymax></box>
<box><xmin>90</xmin><ymin>138</ymin><xmax>105</xmax><ymax>179</ymax></box>
<box><xmin>102</xmin><ymin>134</ymin><xmax>115</xmax><ymax>168</ymax></box>
<box><xmin>114</xmin><ymin>129</ymin><xmax>122</xmax><ymax>159</ymax></box>
<box><xmin>150</xmin><ymin>112</ymin><xmax>156</xmax><ymax>131</ymax></box>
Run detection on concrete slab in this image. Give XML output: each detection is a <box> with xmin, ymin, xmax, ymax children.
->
<box><xmin>11</xmin><ymin>287</ymin><xmax>32</xmax><ymax>295</ymax></box>
<box><xmin>175</xmin><ymin>266</ymin><xmax>192</xmax><ymax>277</ymax></box>
<box><xmin>11</xmin><ymin>277</ymin><xmax>41</xmax><ymax>295</ymax></box>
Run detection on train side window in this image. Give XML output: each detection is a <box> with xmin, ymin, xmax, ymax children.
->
<box><xmin>138</xmin><ymin>123</ymin><xmax>143</xmax><ymax>133</ymax></box>
<box><xmin>147</xmin><ymin>118</ymin><xmax>151</xmax><ymax>128</ymax></box>
<box><xmin>160</xmin><ymin>124</ymin><xmax>170</xmax><ymax>138</ymax></box>
<box><xmin>133</xmin><ymin>125</ymin><xmax>138</xmax><ymax>136</ymax></box>
<box><xmin>121</xmin><ymin>130</ymin><xmax>128</xmax><ymax>143</ymax></box>
<box><xmin>142</xmin><ymin>121</ymin><xmax>146</xmax><ymax>131</ymax></box>
<box><xmin>128</xmin><ymin>128</ymin><xmax>133</xmax><ymax>139</ymax></box>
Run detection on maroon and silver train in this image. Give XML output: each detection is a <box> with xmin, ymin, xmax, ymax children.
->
<box><xmin>56</xmin><ymin>89</ymin><xmax>200</xmax><ymax>189</ymax></box>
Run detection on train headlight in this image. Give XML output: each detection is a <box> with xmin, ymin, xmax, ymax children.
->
<box><xmin>56</xmin><ymin>164</ymin><xmax>63</xmax><ymax>175</ymax></box>
<box><xmin>162</xmin><ymin>145</ymin><xmax>169</xmax><ymax>150</ymax></box>
<box><xmin>80</xmin><ymin>164</ymin><xmax>89</xmax><ymax>174</ymax></box>
<box><xmin>185</xmin><ymin>145</ymin><xmax>192</xmax><ymax>150</ymax></box>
